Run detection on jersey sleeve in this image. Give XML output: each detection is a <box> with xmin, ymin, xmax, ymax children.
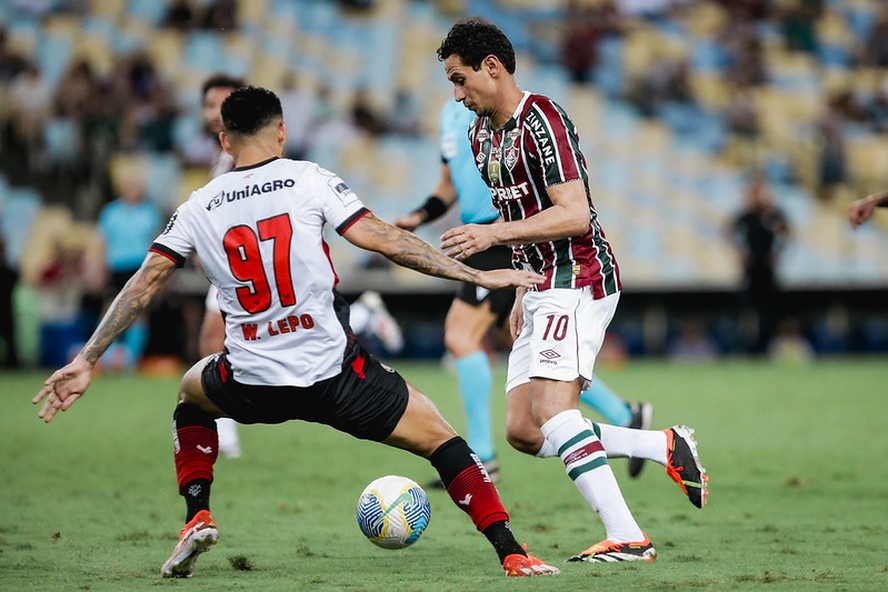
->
<box><xmin>149</xmin><ymin>199</ymin><xmax>198</xmax><ymax>268</ymax></box>
<box><xmin>310</xmin><ymin>165</ymin><xmax>370</xmax><ymax>234</ymax></box>
<box><xmin>525</xmin><ymin>97</ymin><xmax>584</xmax><ymax>187</ymax></box>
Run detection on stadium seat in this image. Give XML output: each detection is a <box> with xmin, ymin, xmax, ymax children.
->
<box><xmin>0</xmin><ymin>185</ymin><xmax>42</xmax><ymax>268</ymax></box>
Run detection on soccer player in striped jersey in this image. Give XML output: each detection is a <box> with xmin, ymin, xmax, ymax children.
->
<box><xmin>33</xmin><ymin>86</ymin><xmax>558</xmax><ymax>578</ymax></box>
<box><xmin>397</xmin><ymin>99</ymin><xmax>652</xmax><ymax>486</ymax></box>
<box><xmin>436</xmin><ymin>18</ymin><xmax>708</xmax><ymax>563</ymax></box>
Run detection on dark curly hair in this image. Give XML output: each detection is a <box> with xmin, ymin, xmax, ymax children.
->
<box><xmin>221</xmin><ymin>86</ymin><xmax>282</xmax><ymax>136</ymax></box>
<box><xmin>436</xmin><ymin>17</ymin><xmax>516</xmax><ymax>74</ymax></box>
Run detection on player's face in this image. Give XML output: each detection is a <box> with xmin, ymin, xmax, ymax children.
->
<box><xmin>202</xmin><ymin>86</ymin><xmax>236</xmax><ymax>135</ymax></box>
<box><xmin>444</xmin><ymin>55</ymin><xmax>496</xmax><ymax>118</ymax></box>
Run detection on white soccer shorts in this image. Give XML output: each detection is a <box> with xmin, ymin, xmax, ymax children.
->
<box><xmin>506</xmin><ymin>288</ymin><xmax>620</xmax><ymax>393</ymax></box>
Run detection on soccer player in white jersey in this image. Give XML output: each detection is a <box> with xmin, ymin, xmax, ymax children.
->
<box><xmin>436</xmin><ymin>19</ymin><xmax>708</xmax><ymax>563</ymax></box>
<box><xmin>33</xmin><ymin>86</ymin><xmax>559</xmax><ymax>578</ymax></box>
<box><xmin>199</xmin><ymin>75</ymin><xmax>403</xmax><ymax>460</ymax></box>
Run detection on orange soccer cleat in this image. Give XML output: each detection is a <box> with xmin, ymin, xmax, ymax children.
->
<box><xmin>160</xmin><ymin>510</ymin><xmax>219</xmax><ymax>578</ymax></box>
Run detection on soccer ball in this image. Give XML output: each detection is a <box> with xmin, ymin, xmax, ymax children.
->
<box><xmin>356</xmin><ymin>475</ymin><xmax>431</xmax><ymax>549</ymax></box>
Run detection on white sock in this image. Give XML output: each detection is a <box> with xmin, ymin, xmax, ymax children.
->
<box><xmin>535</xmin><ymin>436</ymin><xmax>558</xmax><ymax>458</ymax></box>
<box><xmin>541</xmin><ymin>409</ymin><xmax>645</xmax><ymax>543</ymax></box>
<box><xmin>216</xmin><ymin>417</ymin><xmax>241</xmax><ymax>458</ymax></box>
<box><xmin>595</xmin><ymin>421</ymin><xmax>668</xmax><ymax>464</ymax></box>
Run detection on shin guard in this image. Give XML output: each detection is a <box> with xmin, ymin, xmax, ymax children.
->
<box><xmin>429</xmin><ymin>437</ymin><xmax>509</xmax><ymax>532</ymax></box>
<box><xmin>173</xmin><ymin>404</ymin><xmax>219</xmax><ymax>493</ymax></box>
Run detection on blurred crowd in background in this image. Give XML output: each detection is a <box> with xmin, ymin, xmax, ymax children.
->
<box><xmin>1</xmin><ymin>0</ymin><xmax>887</xmax><ymax>372</ymax></box>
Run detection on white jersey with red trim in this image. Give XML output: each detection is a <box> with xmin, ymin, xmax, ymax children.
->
<box><xmin>151</xmin><ymin>157</ymin><xmax>369</xmax><ymax>387</ymax></box>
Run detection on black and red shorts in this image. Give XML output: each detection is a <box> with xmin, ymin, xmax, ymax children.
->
<box><xmin>200</xmin><ymin>344</ymin><xmax>409</xmax><ymax>442</ymax></box>
<box><xmin>455</xmin><ymin>244</ymin><xmax>516</xmax><ymax>325</ymax></box>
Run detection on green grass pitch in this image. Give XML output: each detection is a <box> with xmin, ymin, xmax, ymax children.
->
<box><xmin>2</xmin><ymin>358</ymin><xmax>887</xmax><ymax>591</ymax></box>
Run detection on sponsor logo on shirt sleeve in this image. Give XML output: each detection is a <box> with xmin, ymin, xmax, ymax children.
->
<box><xmin>328</xmin><ymin>176</ymin><xmax>358</xmax><ymax>207</ymax></box>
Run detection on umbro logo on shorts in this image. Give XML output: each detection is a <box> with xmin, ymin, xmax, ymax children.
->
<box><xmin>539</xmin><ymin>349</ymin><xmax>561</xmax><ymax>360</ymax></box>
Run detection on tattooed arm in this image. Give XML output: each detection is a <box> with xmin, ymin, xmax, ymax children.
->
<box><xmin>83</xmin><ymin>253</ymin><xmax>176</xmax><ymax>364</ymax></box>
<box><xmin>33</xmin><ymin>253</ymin><xmax>177</xmax><ymax>422</ymax></box>
<box><xmin>342</xmin><ymin>212</ymin><xmax>543</xmax><ymax>290</ymax></box>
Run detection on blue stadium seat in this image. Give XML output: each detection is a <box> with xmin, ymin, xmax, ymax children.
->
<box><xmin>844</xmin><ymin>5</ymin><xmax>876</xmax><ymax>40</ymax></box>
<box><xmin>690</xmin><ymin>39</ymin><xmax>730</xmax><ymax>73</ymax></box>
<box><xmin>593</xmin><ymin>37</ymin><xmax>624</xmax><ymax>98</ymax></box>
<box><xmin>0</xmin><ymin>186</ymin><xmax>42</xmax><ymax>268</ymax></box>
<box><xmin>42</xmin><ymin>118</ymin><xmax>82</xmax><ymax>165</ymax></box>
<box><xmin>144</xmin><ymin>154</ymin><xmax>183</xmax><ymax>213</ymax></box>
<box><xmin>127</xmin><ymin>0</ymin><xmax>167</xmax><ymax>24</ymax></box>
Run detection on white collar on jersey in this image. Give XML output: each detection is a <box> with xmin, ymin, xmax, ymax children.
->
<box><xmin>501</xmin><ymin>91</ymin><xmax>532</xmax><ymax>128</ymax></box>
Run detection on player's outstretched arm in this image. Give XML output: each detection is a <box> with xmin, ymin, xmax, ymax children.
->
<box><xmin>32</xmin><ymin>252</ymin><xmax>177</xmax><ymax>423</ymax></box>
<box><xmin>849</xmin><ymin>191</ymin><xmax>888</xmax><ymax>228</ymax></box>
<box><xmin>342</xmin><ymin>211</ymin><xmax>543</xmax><ymax>289</ymax></box>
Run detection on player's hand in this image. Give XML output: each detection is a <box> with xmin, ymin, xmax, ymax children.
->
<box><xmin>509</xmin><ymin>289</ymin><xmax>527</xmax><ymax>340</ymax></box>
<box><xmin>32</xmin><ymin>355</ymin><xmax>94</xmax><ymax>423</ymax></box>
<box><xmin>440</xmin><ymin>224</ymin><xmax>496</xmax><ymax>260</ymax></box>
<box><xmin>477</xmin><ymin>269</ymin><xmax>543</xmax><ymax>290</ymax></box>
<box><xmin>394</xmin><ymin>212</ymin><xmax>423</xmax><ymax>232</ymax></box>
<box><xmin>848</xmin><ymin>195</ymin><xmax>881</xmax><ymax>228</ymax></box>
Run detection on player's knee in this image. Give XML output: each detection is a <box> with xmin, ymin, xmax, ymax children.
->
<box><xmin>177</xmin><ymin>357</ymin><xmax>211</xmax><ymax>405</ymax></box>
<box><xmin>443</xmin><ymin>328</ymin><xmax>474</xmax><ymax>357</ymax></box>
<box><xmin>505</xmin><ymin>424</ymin><xmax>543</xmax><ymax>455</ymax></box>
<box><xmin>386</xmin><ymin>388</ymin><xmax>458</xmax><ymax>457</ymax></box>
<box><xmin>177</xmin><ymin>376</ymin><xmax>201</xmax><ymax>406</ymax></box>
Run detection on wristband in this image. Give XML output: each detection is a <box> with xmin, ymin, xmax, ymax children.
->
<box><xmin>413</xmin><ymin>195</ymin><xmax>449</xmax><ymax>223</ymax></box>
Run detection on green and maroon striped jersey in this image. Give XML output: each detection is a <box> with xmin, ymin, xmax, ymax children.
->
<box><xmin>467</xmin><ymin>92</ymin><xmax>621</xmax><ymax>296</ymax></box>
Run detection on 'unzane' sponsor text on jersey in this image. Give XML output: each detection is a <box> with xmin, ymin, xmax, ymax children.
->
<box><xmin>150</xmin><ymin>157</ymin><xmax>369</xmax><ymax>387</ymax></box>
<box><xmin>467</xmin><ymin>92</ymin><xmax>621</xmax><ymax>297</ymax></box>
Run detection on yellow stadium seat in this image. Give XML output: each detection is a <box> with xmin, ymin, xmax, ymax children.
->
<box><xmin>90</xmin><ymin>0</ymin><xmax>125</xmax><ymax>21</ymax></box>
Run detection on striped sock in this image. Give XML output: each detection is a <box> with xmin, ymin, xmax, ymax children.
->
<box><xmin>541</xmin><ymin>409</ymin><xmax>644</xmax><ymax>543</ymax></box>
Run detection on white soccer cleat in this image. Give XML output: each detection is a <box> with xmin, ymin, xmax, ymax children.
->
<box><xmin>358</xmin><ymin>291</ymin><xmax>404</xmax><ymax>353</ymax></box>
